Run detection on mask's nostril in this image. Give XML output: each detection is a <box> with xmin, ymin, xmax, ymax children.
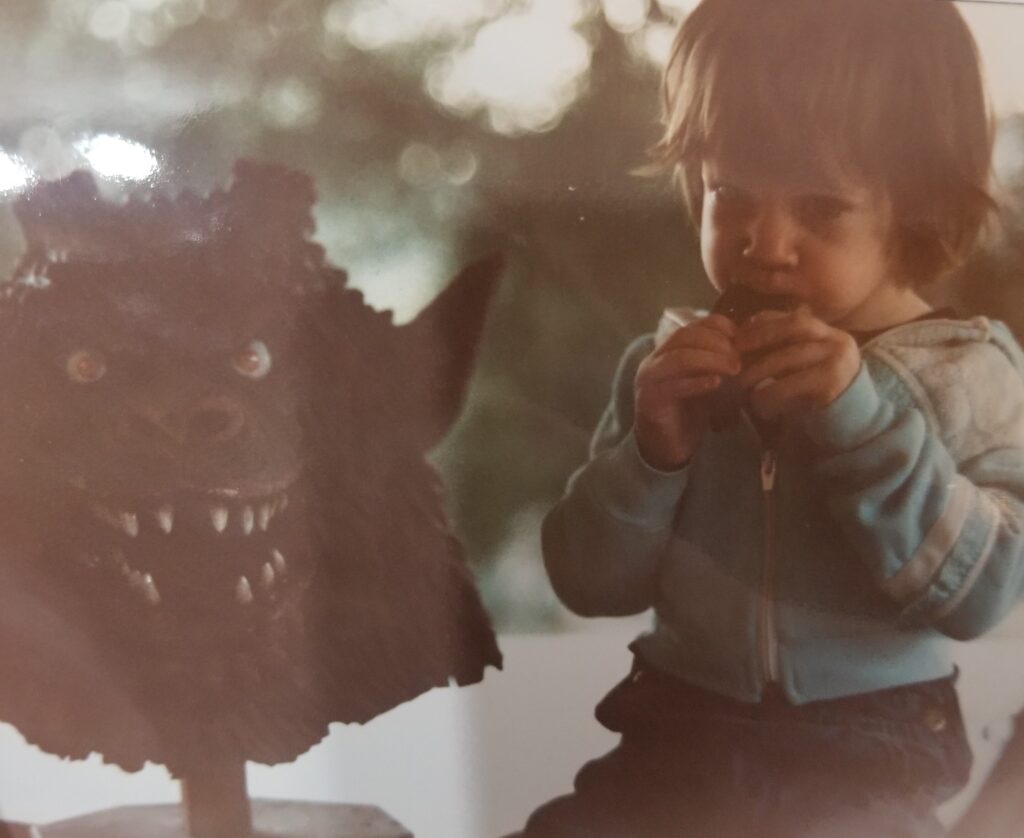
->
<box><xmin>115</xmin><ymin>398</ymin><xmax>246</xmax><ymax>446</ymax></box>
<box><xmin>190</xmin><ymin>410</ymin><xmax>231</xmax><ymax>439</ymax></box>
<box><xmin>187</xmin><ymin>399</ymin><xmax>246</xmax><ymax>443</ymax></box>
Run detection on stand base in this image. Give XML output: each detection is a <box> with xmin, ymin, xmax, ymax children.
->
<box><xmin>0</xmin><ymin>823</ymin><xmax>41</xmax><ymax>838</ymax></box>
<box><xmin>35</xmin><ymin>802</ymin><xmax>411</xmax><ymax>838</ymax></box>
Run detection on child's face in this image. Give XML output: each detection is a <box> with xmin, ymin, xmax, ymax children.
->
<box><xmin>699</xmin><ymin>153</ymin><xmax>911</xmax><ymax>332</ymax></box>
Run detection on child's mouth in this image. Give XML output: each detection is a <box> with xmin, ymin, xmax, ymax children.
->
<box><xmin>713</xmin><ymin>285</ymin><xmax>794</xmax><ymax>323</ymax></box>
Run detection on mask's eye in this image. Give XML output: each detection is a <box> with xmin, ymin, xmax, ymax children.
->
<box><xmin>66</xmin><ymin>349</ymin><xmax>107</xmax><ymax>384</ymax></box>
<box><xmin>232</xmin><ymin>340</ymin><xmax>272</xmax><ymax>380</ymax></box>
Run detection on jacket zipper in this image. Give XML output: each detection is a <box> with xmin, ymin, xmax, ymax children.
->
<box><xmin>759</xmin><ymin>447</ymin><xmax>779</xmax><ymax>684</ymax></box>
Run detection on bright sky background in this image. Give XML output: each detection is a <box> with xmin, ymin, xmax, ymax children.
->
<box><xmin>957</xmin><ymin>1</ymin><xmax>1024</xmax><ymax>117</ymax></box>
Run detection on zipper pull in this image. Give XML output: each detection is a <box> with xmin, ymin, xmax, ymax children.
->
<box><xmin>760</xmin><ymin>449</ymin><xmax>777</xmax><ymax>492</ymax></box>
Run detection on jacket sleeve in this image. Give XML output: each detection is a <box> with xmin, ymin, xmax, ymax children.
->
<box><xmin>798</xmin><ymin>327</ymin><xmax>1024</xmax><ymax>640</ymax></box>
<box><xmin>541</xmin><ymin>335</ymin><xmax>690</xmax><ymax>617</ymax></box>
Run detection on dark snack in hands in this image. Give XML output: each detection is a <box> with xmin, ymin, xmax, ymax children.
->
<box><xmin>708</xmin><ymin>286</ymin><xmax>793</xmax><ymax>431</ymax></box>
<box><xmin>713</xmin><ymin>284</ymin><xmax>793</xmax><ymax>326</ymax></box>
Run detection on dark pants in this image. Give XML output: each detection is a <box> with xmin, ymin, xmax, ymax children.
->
<box><xmin>506</xmin><ymin>657</ymin><xmax>972</xmax><ymax>838</ymax></box>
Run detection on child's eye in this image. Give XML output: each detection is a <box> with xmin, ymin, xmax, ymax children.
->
<box><xmin>797</xmin><ymin>195</ymin><xmax>851</xmax><ymax>226</ymax></box>
<box><xmin>708</xmin><ymin>183</ymin><xmax>754</xmax><ymax>213</ymax></box>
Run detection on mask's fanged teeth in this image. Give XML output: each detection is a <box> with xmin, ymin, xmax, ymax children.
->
<box><xmin>278</xmin><ymin>493</ymin><xmax>289</xmax><ymax>512</ymax></box>
<box><xmin>261</xmin><ymin>562</ymin><xmax>275</xmax><ymax>589</ymax></box>
<box><xmin>93</xmin><ymin>505</ymin><xmax>138</xmax><ymax>537</ymax></box>
<box><xmin>210</xmin><ymin>506</ymin><xmax>229</xmax><ymax>533</ymax></box>
<box><xmin>121</xmin><ymin>512</ymin><xmax>139</xmax><ymax>538</ymax></box>
<box><xmin>141</xmin><ymin>573</ymin><xmax>160</xmax><ymax>605</ymax></box>
<box><xmin>271</xmin><ymin>548</ymin><xmax>287</xmax><ymax>575</ymax></box>
<box><xmin>241</xmin><ymin>505</ymin><xmax>255</xmax><ymax>535</ymax></box>
<box><xmin>156</xmin><ymin>505</ymin><xmax>174</xmax><ymax>535</ymax></box>
<box><xmin>129</xmin><ymin>570</ymin><xmax>161</xmax><ymax>606</ymax></box>
<box><xmin>236</xmin><ymin>575</ymin><xmax>254</xmax><ymax>605</ymax></box>
<box><xmin>258</xmin><ymin>504</ymin><xmax>272</xmax><ymax>531</ymax></box>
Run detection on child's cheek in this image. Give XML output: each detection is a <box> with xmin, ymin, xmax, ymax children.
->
<box><xmin>699</xmin><ymin>225</ymin><xmax>730</xmax><ymax>293</ymax></box>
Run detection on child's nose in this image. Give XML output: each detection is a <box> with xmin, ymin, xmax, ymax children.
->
<box><xmin>741</xmin><ymin>204</ymin><xmax>800</xmax><ymax>271</ymax></box>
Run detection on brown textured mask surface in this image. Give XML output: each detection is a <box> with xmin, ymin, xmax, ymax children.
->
<box><xmin>0</xmin><ymin>161</ymin><xmax>502</xmax><ymax>776</ymax></box>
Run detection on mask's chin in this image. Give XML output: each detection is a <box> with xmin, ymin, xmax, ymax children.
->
<box><xmin>0</xmin><ymin>471</ymin><xmax>330</xmax><ymax>775</ymax></box>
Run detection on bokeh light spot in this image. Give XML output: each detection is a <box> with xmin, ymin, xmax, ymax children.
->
<box><xmin>602</xmin><ymin>0</ymin><xmax>649</xmax><ymax>34</ymax></box>
<box><xmin>341</xmin><ymin>0</ymin><xmax>507</xmax><ymax>49</ymax></box>
<box><xmin>655</xmin><ymin>0</ymin><xmax>698</xmax><ymax>15</ymax></box>
<box><xmin>632</xmin><ymin>21</ymin><xmax>675</xmax><ymax>66</ymax></box>
<box><xmin>399</xmin><ymin>143</ymin><xmax>442</xmax><ymax>187</ymax></box>
<box><xmin>89</xmin><ymin>1</ymin><xmax>132</xmax><ymax>41</ymax></box>
<box><xmin>259</xmin><ymin>78</ymin><xmax>323</xmax><ymax>131</ymax></box>
<box><xmin>73</xmin><ymin>134</ymin><xmax>160</xmax><ymax>181</ymax></box>
<box><xmin>441</xmin><ymin>144</ymin><xmax>479</xmax><ymax>185</ymax></box>
<box><xmin>0</xmin><ymin>153</ymin><xmax>35</xmax><ymax>196</ymax></box>
<box><xmin>428</xmin><ymin>6</ymin><xmax>593</xmax><ymax>134</ymax></box>
<box><xmin>165</xmin><ymin>0</ymin><xmax>203</xmax><ymax>28</ymax></box>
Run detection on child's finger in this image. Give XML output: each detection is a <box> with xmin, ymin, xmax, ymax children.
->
<box><xmin>735</xmin><ymin>306</ymin><xmax>830</xmax><ymax>355</ymax></box>
<box><xmin>748</xmin><ymin>364</ymin><xmax>844</xmax><ymax>419</ymax></box>
<box><xmin>736</xmin><ymin>341</ymin><xmax>832</xmax><ymax>391</ymax></box>
<box><xmin>656</xmin><ymin>320</ymin><xmax>738</xmax><ymax>358</ymax></box>
<box><xmin>747</xmin><ymin>373</ymin><xmax>814</xmax><ymax>421</ymax></box>
<box><xmin>745</xmin><ymin>309</ymin><xmax>789</xmax><ymax>325</ymax></box>
<box><xmin>656</xmin><ymin>374</ymin><xmax>722</xmax><ymax>401</ymax></box>
<box><xmin>701</xmin><ymin>313</ymin><xmax>739</xmax><ymax>337</ymax></box>
<box><xmin>640</xmin><ymin>346</ymin><xmax>741</xmax><ymax>384</ymax></box>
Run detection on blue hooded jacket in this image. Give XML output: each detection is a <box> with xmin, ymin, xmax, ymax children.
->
<box><xmin>543</xmin><ymin>315</ymin><xmax>1024</xmax><ymax>704</ymax></box>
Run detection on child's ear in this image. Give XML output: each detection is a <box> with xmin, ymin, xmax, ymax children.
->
<box><xmin>888</xmin><ymin>222</ymin><xmax>945</xmax><ymax>288</ymax></box>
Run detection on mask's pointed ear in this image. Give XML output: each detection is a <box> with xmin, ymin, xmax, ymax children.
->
<box><xmin>397</xmin><ymin>254</ymin><xmax>502</xmax><ymax>446</ymax></box>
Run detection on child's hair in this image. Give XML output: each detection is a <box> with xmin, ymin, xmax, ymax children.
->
<box><xmin>651</xmin><ymin>0</ymin><xmax>996</xmax><ymax>286</ymax></box>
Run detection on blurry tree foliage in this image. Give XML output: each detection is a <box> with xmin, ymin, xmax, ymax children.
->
<box><xmin>1</xmin><ymin>0</ymin><xmax>1021</xmax><ymax>628</ymax></box>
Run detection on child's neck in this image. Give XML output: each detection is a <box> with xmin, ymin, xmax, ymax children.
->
<box><xmin>834</xmin><ymin>286</ymin><xmax>933</xmax><ymax>333</ymax></box>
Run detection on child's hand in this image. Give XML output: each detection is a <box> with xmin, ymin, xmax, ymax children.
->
<box><xmin>734</xmin><ymin>305</ymin><xmax>861</xmax><ymax>422</ymax></box>
<box><xmin>634</xmin><ymin>314</ymin><xmax>741</xmax><ymax>470</ymax></box>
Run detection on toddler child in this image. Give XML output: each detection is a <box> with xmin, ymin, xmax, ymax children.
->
<box><xmin>508</xmin><ymin>0</ymin><xmax>1024</xmax><ymax>835</ymax></box>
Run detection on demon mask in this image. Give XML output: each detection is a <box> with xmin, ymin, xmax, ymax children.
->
<box><xmin>0</xmin><ymin>161</ymin><xmax>502</xmax><ymax>778</ymax></box>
